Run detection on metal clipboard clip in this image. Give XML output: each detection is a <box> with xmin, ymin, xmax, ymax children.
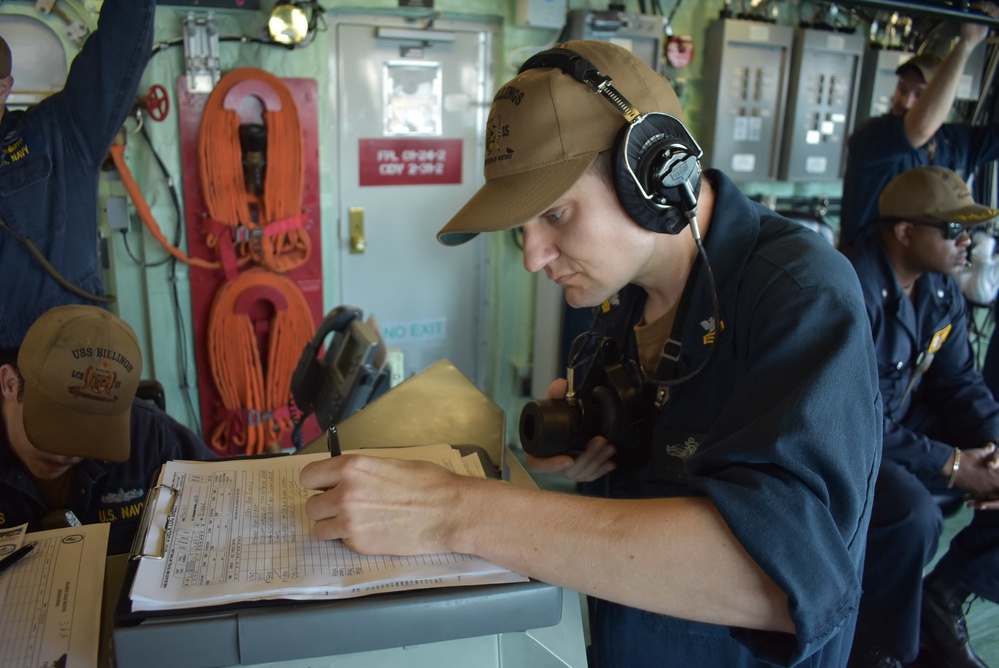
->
<box><xmin>129</xmin><ymin>483</ymin><xmax>179</xmax><ymax>561</ymax></box>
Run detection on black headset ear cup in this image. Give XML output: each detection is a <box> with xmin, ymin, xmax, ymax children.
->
<box><xmin>611</xmin><ymin>113</ymin><xmax>702</xmax><ymax>235</ymax></box>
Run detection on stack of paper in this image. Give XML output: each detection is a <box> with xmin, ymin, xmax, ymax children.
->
<box><xmin>129</xmin><ymin>446</ymin><xmax>527</xmax><ymax>612</ymax></box>
<box><xmin>0</xmin><ymin>523</ymin><xmax>109</xmax><ymax>668</ymax></box>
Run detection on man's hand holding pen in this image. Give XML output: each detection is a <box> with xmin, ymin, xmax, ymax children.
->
<box><xmin>300</xmin><ymin>450</ymin><xmax>480</xmax><ymax>557</ymax></box>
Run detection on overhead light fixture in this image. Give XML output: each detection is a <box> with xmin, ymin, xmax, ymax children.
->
<box><xmin>268</xmin><ymin>4</ymin><xmax>310</xmax><ymax>45</ymax></box>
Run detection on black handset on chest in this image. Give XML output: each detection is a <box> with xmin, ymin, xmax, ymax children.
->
<box><xmin>518</xmin><ymin>47</ymin><xmax>703</xmax><ymax>235</ymax></box>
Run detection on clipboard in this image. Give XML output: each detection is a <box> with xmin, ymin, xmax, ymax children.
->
<box><xmin>127</xmin><ymin>451</ymin><xmax>292</xmax><ymax>561</ymax></box>
<box><xmin>112</xmin><ymin>448</ymin><xmax>562</xmax><ymax>668</ymax></box>
<box><xmin>126</xmin><ymin>447</ymin><xmax>497</xmax><ymax>562</ymax></box>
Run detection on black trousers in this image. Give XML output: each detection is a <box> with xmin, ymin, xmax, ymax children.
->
<box><xmin>854</xmin><ymin>446</ymin><xmax>999</xmax><ymax>662</ymax></box>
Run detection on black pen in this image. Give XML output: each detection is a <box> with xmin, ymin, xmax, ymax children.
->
<box><xmin>327</xmin><ymin>424</ymin><xmax>341</xmax><ymax>457</ymax></box>
<box><xmin>0</xmin><ymin>541</ymin><xmax>36</xmax><ymax>575</ymax></box>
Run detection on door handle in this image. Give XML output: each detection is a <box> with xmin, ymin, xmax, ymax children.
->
<box><xmin>349</xmin><ymin>206</ymin><xmax>366</xmax><ymax>254</ymax></box>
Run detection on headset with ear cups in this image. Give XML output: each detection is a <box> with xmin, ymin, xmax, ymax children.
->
<box><xmin>519</xmin><ymin>47</ymin><xmax>720</xmax><ymax>402</ymax></box>
<box><xmin>517</xmin><ymin>48</ymin><xmax>703</xmax><ymax>235</ymax></box>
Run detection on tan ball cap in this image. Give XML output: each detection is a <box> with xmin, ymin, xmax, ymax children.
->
<box><xmin>18</xmin><ymin>306</ymin><xmax>142</xmax><ymax>462</ymax></box>
<box><xmin>879</xmin><ymin>165</ymin><xmax>999</xmax><ymax>225</ymax></box>
<box><xmin>437</xmin><ymin>39</ymin><xmax>683</xmax><ymax>246</ymax></box>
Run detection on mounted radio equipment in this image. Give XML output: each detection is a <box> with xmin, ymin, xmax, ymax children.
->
<box><xmin>291</xmin><ymin>306</ymin><xmax>389</xmax><ymax>440</ymax></box>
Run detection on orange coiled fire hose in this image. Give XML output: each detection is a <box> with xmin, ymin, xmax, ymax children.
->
<box><xmin>198</xmin><ymin>68</ymin><xmax>310</xmax><ymax>273</ymax></box>
<box><xmin>207</xmin><ymin>268</ymin><xmax>316</xmax><ymax>454</ymax></box>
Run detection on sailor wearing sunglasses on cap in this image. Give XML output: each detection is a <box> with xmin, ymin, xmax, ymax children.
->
<box><xmin>845</xmin><ymin>164</ymin><xmax>999</xmax><ymax>667</ymax></box>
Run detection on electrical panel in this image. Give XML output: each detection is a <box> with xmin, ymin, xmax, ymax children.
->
<box><xmin>855</xmin><ymin>48</ymin><xmax>912</xmax><ymax>126</ymax></box>
<box><xmin>701</xmin><ymin>19</ymin><xmax>794</xmax><ymax>181</ymax></box>
<box><xmin>955</xmin><ymin>42</ymin><xmax>985</xmax><ymax>102</ymax></box>
<box><xmin>855</xmin><ymin>44</ymin><xmax>986</xmax><ymax>129</ymax></box>
<box><xmin>516</xmin><ymin>0</ymin><xmax>569</xmax><ymax>30</ymax></box>
<box><xmin>779</xmin><ymin>28</ymin><xmax>865</xmax><ymax>181</ymax></box>
<box><xmin>155</xmin><ymin>0</ymin><xmax>259</xmax><ymax>8</ymax></box>
<box><xmin>562</xmin><ymin>9</ymin><xmax>668</xmax><ymax>71</ymax></box>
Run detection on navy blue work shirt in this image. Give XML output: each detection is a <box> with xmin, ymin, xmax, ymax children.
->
<box><xmin>580</xmin><ymin>170</ymin><xmax>882</xmax><ymax>666</ymax></box>
<box><xmin>847</xmin><ymin>234</ymin><xmax>999</xmax><ymax>481</ymax></box>
<box><xmin>0</xmin><ymin>0</ymin><xmax>155</xmax><ymax>347</ymax></box>
<box><xmin>0</xmin><ymin>398</ymin><xmax>216</xmax><ymax>555</ymax></box>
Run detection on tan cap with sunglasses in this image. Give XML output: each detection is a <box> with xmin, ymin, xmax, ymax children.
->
<box><xmin>879</xmin><ymin>165</ymin><xmax>999</xmax><ymax>226</ymax></box>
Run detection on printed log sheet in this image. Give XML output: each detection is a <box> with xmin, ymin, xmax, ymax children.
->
<box><xmin>0</xmin><ymin>523</ymin><xmax>109</xmax><ymax>668</ymax></box>
<box><xmin>129</xmin><ymin>448</ymin><xmax>526</xmax><ymax>611</ymax></box>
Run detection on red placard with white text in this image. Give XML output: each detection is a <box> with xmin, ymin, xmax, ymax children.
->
<box><xmin>358</xmin><ymin>138</ymin><xmax>463</xmax><ymax>186</ymax></box>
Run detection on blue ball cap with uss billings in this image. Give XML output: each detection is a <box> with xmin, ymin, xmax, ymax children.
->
<box><xmin>18</xmin><ymin>305</ymin><xmax>142</xmax><ymax>462</ymax></box>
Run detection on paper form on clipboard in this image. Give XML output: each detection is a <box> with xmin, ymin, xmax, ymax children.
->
<box><xmin>128</xmin><ymin>446</ymin><xmax>527</xmax><ymax>612</ymax></box>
